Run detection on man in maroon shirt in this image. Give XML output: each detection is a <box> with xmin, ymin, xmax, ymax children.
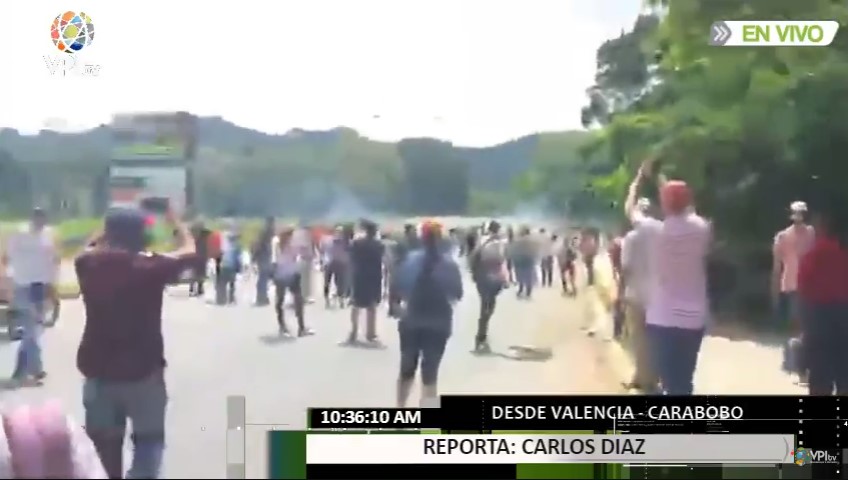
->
<box><xmin>797</xmin><ymin>204</ymin><xmax>848</xmax><ymax>396</ymax></box>
<box><xmin>75</xmin><ymin>207</ymin><xmax>197</xmax><ymax>479</ymax></box>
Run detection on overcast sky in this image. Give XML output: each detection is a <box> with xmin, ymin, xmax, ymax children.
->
<box><xmin>5</xmin><ymin>0</ymin><xmax>641</xmax><ymax>146</ymax></box>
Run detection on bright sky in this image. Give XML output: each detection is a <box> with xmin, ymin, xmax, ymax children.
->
<box><xmin>5</xmin><ymin>0</ymin><xmax>640</xmax><ymax>147</ymax></box>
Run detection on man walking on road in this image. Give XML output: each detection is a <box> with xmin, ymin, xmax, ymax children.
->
<box><xmin>189</xmin><ymin>219</ymin><xmax>211</xmax><ymax>298</ymax></box>
<box><xmin>797</xmin><ymin>202</ymin><xmax>848</xmax><ymax>395</ymax></box>
<box><xmin>539</xmin><ymin>229</ymin><xmax>555</xmax><ymax>287</ymax></box>
<box><xmin>2</xmin><ymin>207</ymin><xmax>58</xmax><ymax>386</ymax></box>
<box><xmin>624</xmin><ymin>158</ymin><xmax>711</xmax><ymax>395</ymax></box>
<box><xmin>75</xmin><ymin>207</ymin><xmax>197</xmax><ymax>479</ymax></box>
<box><xmin>347</xmin><ymin>220</ymin><xmax>385</xmax><ymax>345</ymax></box>
<box><xmin>772</xmin><ymin>202</ymin><xmax>814</xmax><ymax>331</ymax></box>
<box><xmin>252</xmin><ymin>217</ymin><xmax>276</xmax><ymax>306</ymax></box>
<box><xmin>470</xmin><ymin>220</ymin><xmax>507</xmax><ymax>354</ymax></box>
<box><xmin>621</xmin><ymin>198</ymin><xmax>658</xmax><ymax>392</ymax></box>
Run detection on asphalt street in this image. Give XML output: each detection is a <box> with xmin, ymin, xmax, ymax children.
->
<box><xmin>0</xmin><ymin>265</ymin><xmax>619</xmax><ymax>478</ymax></box>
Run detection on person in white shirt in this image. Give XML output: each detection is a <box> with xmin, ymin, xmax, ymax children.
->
<box><xmin>1</xmin><ymin>208</ymin><xmax>59</xmax><ymax>385</ymax></box>
<box><xmin>620</xmin><ymin>198</ymin><xmax>658</xmax><ymax>392</ymax></box>
<box><xmin>272</xmin><ymin>227</ymin><xmax>313</xmax><ymax>337</ymax></box>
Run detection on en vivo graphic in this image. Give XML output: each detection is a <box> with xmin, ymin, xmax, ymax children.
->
<box><xmin>43</xmin><ymin>11</ymin><xmax>101</xmax><ymax>77</ymax></box>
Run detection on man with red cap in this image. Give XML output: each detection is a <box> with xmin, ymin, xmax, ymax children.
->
<box><xmin>624</xmin><ymin>158</ymin><xmax>711</xmax><ymax>395</ymax></box>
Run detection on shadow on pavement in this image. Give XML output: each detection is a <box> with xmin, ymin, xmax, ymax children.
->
<box><xmin>258</xmin><ymin>334</ymin><xmax>297</xmax><ymax>345</ymax></box>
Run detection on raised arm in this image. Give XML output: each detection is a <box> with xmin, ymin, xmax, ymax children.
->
<box><xmin>624</xmin><ymin>158</ymin><xmax>652</xmax><ymax>222</ymax></box>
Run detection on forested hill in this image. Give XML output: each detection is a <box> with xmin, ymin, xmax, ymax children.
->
<box><xmin>0</xmin><ymin>118</ymin><xmax>594</xmax><ymax>218</ymax></box>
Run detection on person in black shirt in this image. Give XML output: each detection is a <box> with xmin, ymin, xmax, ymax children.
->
<box><xmin>348</xmin><ymin>220</ymin><xmax>385</xmax><ymax>345</ymax></box>
<box><xmin>252</xmin><ymin>217</ymin><xmax>275</xmax><ymax>306</ymax></box>
<box><xmin>189</xmin><ymin>219</ymin><xmax>211</xmax><ymax>297</ymax></box>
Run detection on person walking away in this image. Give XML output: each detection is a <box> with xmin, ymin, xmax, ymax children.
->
<box><xmin>252</xmin><ymin>217</ymin><xmax>275</xmax><ymax>306</ymax></box>
<box><xmin>580</xmin><ymin>227</ymin><xmax>600</xmax><ymax>287</ymax></box>
<box><xmin>381</xmin><ymin>230</ymin><xmax>398</xmax><ymax>299</ymax></box>
<box><xmin>208</xmin><ymin>228</ymin><xmax>223</xmax><ymax>283</ymax></box>
<box><xmin>539</xmin><ymin>230</ymin><xmax>555</xmax><ymax>287</ymax></box>
<box><xmin>217</xmin><ymin>231</ymin><xmax>242</xmax><ymax>305</ymax></box>
<box><xmin>513</xmin><ymin>227</ymin><xmax>537</xmax><ymax>299</ymax></box>
<box><xmin>620</xmin><ymin>202</ymin><xmax>658</xmax><ymax>392</ymax></box>
<box><xmin>75</xmin><ymin>207</ymin><xmax>197</xmax><ymax>478</ymax></box>
<box><xmin>293</xmin><ymin>224</ymin><xmax>315</xmax><ymax>304</ymax></box>
<box><xmin>189</xmin><ymin>219</ymin><xmax>211</xmax><ymax>298</ymax></box>
<box><xmin>797</xmin><ymin>203</ymin><xmax>848</xmax><ymax>395</ymax></box>
<box><xmin>465</xmin><ymin>228</ymin><xmax>478</xmax><ymax>258</ymax></box>
<box><xmin>624</xmin><ymin>158</ymin><xmax>710</xmax><ymax>395</ymax></box>
<box><xmin>347</xmin><ymin>221</ymin><xmax>385</xmax><ymax>345</ymax></box>
<box><xmin>388</xmin><ymin>224</ymin><xmax>419</xmax><ymax>317</ymax></box>
<box><xmin>321</xmin><ymin>226</ymin><xmax>350</xmax><ymax>308</ymax></box>
<box><xmin>505</xmin><ymin>227</ymin><xmax>516</xmax><ymax>284</ymax></box>
<box><xmin>607</xmin><ymin>231</ymin><xmax>624</xmax><ymax>284</ymax></box>
<box><xmin>2</xmin><ymin>208</ymin><xmax>58</xmax><ymax>386</ymax></box>
<box><xmin>392</xmin><ymin>221</ymin><xmax>462</xmax><ymax>407</ymax></box>
<box><xmin>556</xmin><ymin>236</ymin><xmax>578</xmax><ymax>296</ymax></box>
<box><xmin>272</xmin><ymin>228</ymin><xmax>312</xmax><ymax>337</ymax></box>
<box><xmin>469</xmin><ymin>220</ymin><xmax>508</xmax><ymax>354</ymax></box>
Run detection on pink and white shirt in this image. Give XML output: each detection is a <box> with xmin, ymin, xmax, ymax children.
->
<box><xmin>633</xmin><ymin>211</ymin><xmax>711</xmax><ymax>330</ymax></box>
<box><xmin>0</xmin><ymin>402</ymin><xmax>106</xmax><ymax>478</ymax></box>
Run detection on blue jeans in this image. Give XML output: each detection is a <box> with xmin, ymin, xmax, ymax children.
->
<box><xmin>776</xmin><ymin>292</ymin><xmax>799</xmax><ymax>329</ymax></box>
<box><xmin>11</xmin><ymin>284</ymin><xmax>45</xmax><ymax>379</ymax></box>
<box><xmin>646</xmin><ymin>325</ymin><xmax>704</xmax><ymax>395</ymax></box>
<box><xmin>255</xmin><ymin>262</ymin><xmax>272</xmax><ymax>305</ymax></box>
<box><xmin>801</xmin><ymin>301</ymin><xmax>848</xmax><ymax>395</ymax></box>
<box><xmin>515</xmin><ymin>264</ymin><xmax>536</xmax><ymax>297</ymax></box>
<box><xmin>83</xmin><ymin>370</ymin><xmax>168</xmax><ymax>479</ymax></box>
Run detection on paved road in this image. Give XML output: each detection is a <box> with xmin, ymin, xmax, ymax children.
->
<box><xmin>0</xmin><ymin>267</ymin><xmax>619</xmax><ymax>478</ymax></box>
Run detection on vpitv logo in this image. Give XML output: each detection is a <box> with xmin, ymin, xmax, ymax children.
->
<box><xmin>44</xmin><ymin>11</ymin><xmax>101</xmax><ymax>77</ymax></box>
<box><xmin>793</xmin><ymin>447</ymin><xmax>838</xmax><ymax>465</ymax></box>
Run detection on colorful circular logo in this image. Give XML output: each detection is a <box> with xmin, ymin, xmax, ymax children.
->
<box><xmin>50</xmin><ymin>11</ymin><xmax>95</xmax><ymax>53</ymax></box>
<box><xmin>794</xmin><ymin>447</ymin><xmax>811</xmax><ymax>466</ymax></box>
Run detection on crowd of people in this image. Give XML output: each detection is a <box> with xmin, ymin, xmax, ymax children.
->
<box><xmin>2</xmin><ymin>155</ymin><xmax>848</xmax><ymax>476</ymax></box>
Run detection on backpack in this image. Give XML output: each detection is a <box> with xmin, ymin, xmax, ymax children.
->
<box><xmin>469</xmin><ymin>238</ymin><xmax>497</xmax><ymax>278</ymax></box>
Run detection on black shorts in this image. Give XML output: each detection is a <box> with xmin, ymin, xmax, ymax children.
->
<box><xmin>352</xmin><ymin>283</ymin><xmax>381</xmax><ymax>308</ymax></box>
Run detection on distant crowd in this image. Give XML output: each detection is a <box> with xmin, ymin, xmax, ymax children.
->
<box><xmin>1</xmin><ymin>153</ymin><xmax>848</xmax><ymax>477</ymax></box>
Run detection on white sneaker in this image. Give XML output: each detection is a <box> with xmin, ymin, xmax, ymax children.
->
<box><xmin>420</xmin><ymin>396</ymin><xmax>440</xmax><ymax>409</ymax></box>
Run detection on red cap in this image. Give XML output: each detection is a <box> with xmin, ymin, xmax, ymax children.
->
<box><xmin>421</xmin><ymin>220</ymin><xmax>442</xmax><ymax>238</ymax></box>
<box><xmin>660</xmin><ymin>180</ymin><xmax>692</xmax><ymax>214</ymax></box>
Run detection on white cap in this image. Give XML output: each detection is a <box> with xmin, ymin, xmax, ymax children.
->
<box><xmin>790</xmin><ymin>201</ymin><xmax>807</xmax><ymax>212</ymax></box>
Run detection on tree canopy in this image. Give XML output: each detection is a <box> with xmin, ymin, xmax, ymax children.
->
<box><xmin>573</xmin><ymin>0</ymin><xmax>848</xmax><ymax>319</ymax></box>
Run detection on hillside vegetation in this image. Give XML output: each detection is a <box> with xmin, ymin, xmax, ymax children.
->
<box><xmin>0</xmin><ymin>119</ymin><xmax>600</xmax><ymax>220</ymax></box>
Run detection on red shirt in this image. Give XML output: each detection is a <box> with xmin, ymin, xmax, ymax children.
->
<box><xmin>798</xmin><ymin>235</ymin><xmax>848</xmax><ymax>303</ymax></box>
<box><xmin>75</xmin><ymin>249</ymin><xmax>197</xmax><ymax>381</ymax></box>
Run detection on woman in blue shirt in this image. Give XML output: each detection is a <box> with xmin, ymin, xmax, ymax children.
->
<box><xmin>392</xmin><ymin>221</ymin><xmax>463</xmax><ymax>407</ymax></box>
